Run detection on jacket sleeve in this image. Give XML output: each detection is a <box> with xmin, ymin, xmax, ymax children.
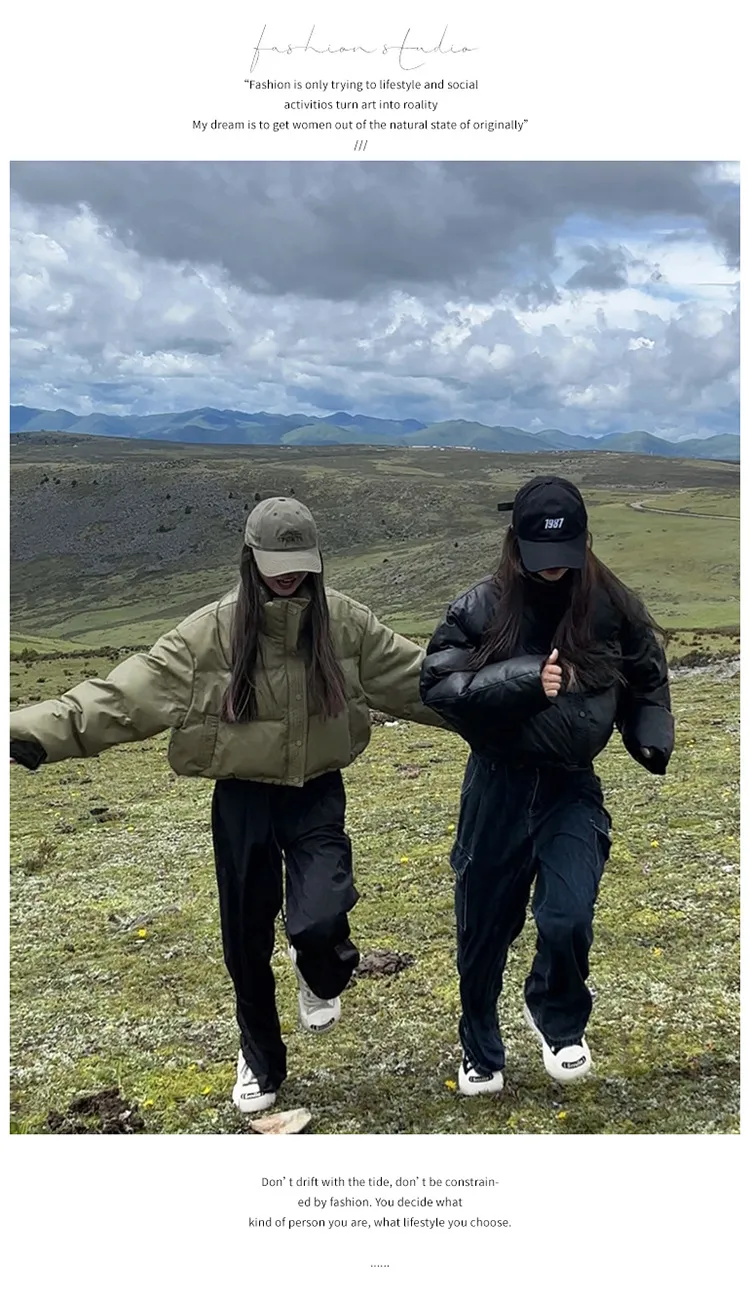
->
<box><xmin>419</xmin><ymin>601</ymin><xmax>551</xmax><ymax>733</ymax></box>
<box><xmin>9</xmin><ymin>629</ymin><xmax>195</xmax><ymax>764</ymax></box>
<box><xmin>616</xmin><ymin>609</ymin><xmax>674</xmax><ymax>775</ymax></box>
<box><xmin>358</xmin><ymin>610</ymin><xmax>444</xmax><ymax>726</ymax></box>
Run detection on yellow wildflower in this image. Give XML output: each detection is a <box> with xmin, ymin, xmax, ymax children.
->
<box><xmin>652</xmin><ymin>947</ymin><xmax>663</xmax><ymax>957</ymax></box>
<box><xmin>143</xmin><ymin>1099</ymin><xmax>154</xmax><ymax>1109</ymax></box>
<box><xmin>445</xmin><ymin>1079</ymin><xmax>457</xmax><ymax>1091</ymax></box>
<box><xmin>400</xmin><ymin>855</ymin><xmax>409</xmax><ymax>864</ymax></box>
<box><xmin>202</xmin><ymin>1086</ymin><xmax>212</xmax><ymax>1096</ymax></box>
<box><xmin>447</xmin><ymin>823</ymin><xmax>455</xmax><ymax>832</ymax></box>
<box><xmin>137</xmin><ymin>928</ymin><xmax>148</xmax><ymax>938</ymax></box>
<box><xmin>651</xmin><ymin>840</ymin><xmax>659</xmax><ymax>848</ymax></box>
<box><xmin>557</xmin><ymin>1110</ymin><xmax>568</xmax><ymax>1120</ymax></box>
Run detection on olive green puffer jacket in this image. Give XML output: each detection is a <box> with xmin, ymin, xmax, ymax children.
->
<box><xmin>9</xmin><ymin>586</ymin><xmax>441</xmax><ymax>786</ymax></box>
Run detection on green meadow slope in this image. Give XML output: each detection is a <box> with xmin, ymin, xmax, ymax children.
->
<box><xmin>10</xmin><ymin>438</ymin><xmax>739</xmax><ymax>644</ymax></box>
<box><xmin>9</xmin><ymin>442</ymin><xmax>740</xmax><ymax>1134</ymax></box>
<box><xmin>9</xmin><ymin>652</ymin><xmax>739</xmax><ymax>1135</ymax></box>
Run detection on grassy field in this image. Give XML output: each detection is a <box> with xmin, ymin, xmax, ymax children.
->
<box><xmin>10</xmin><ymin>439</ymin><xmax>739</xmax><ymax>643</ymax></box>
<box><xmin>9</xmin><ymin>442</ymin><xmax>740</xmax><ymax>1134</ymax></box>
<box><xmin>9</xmin><ymin>651</ymin><xmax>739</xmax><ymax>1135</ymax></box>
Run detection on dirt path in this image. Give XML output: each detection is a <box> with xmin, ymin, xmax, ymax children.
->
<box><xmin>630</xmin><ymin>500</ymin><xmax>738</xmax><ymax>521</ymax></box>
<box><xmin>670</xmin><ymin>657</ymin><xmax>739</xmax><ymax>683</ymax></box>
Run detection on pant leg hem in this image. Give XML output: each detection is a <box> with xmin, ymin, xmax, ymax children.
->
<box><xmin>240</xmin><ymin>1045</ymin><xmax>287</xmax><ymax>1092</ymax></box>
<box><xmin>459</xmin><ymin>1027</ymin><xmax>506</xmax><ymax>1074</ymax></box>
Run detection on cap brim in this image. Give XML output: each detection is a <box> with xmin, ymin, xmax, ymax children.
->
<box><xmin>252</xmin><ymin>546</ymin><xmax>322</xmax><ymax>578</ymax></box>
<box><xmin>518</xmin><ymin>535</ymin><xmax>586</xmax><ymax>573</ymax></box>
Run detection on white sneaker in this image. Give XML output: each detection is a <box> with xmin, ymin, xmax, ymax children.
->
<box><xmin>232</xmin><ymin>1050</ymin><xmax>277</xmax><ymax>1113</ymax></box>
<box><xmin>457</xmin><ymin>1056</ymin><xmax>505</xmax><ymax>1096</ymax></box>
<box><xmin>289</xmin><ymin>946</ymin><xmax>341</xmax><ymax>1033</ymax></box>
<box><xmin>523</xmin><ymin>1002</ymin><xmax>592</xmax><ymax>1083</ymax></box>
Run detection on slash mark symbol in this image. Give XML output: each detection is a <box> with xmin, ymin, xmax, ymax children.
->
<box><xmin>354</xmin><ymin>139</ymin><xmax>368</xmax><ymax>152</ymax></box>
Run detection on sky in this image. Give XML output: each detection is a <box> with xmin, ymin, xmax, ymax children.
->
<box><xmin>9</xmin><ymin>160</ymin><xmax>739</xmax><ymax>440</ymax></box>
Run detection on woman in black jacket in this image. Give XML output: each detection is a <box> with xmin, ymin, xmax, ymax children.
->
<box><xmin>420</xmin><ymin>476</ymin><xmax>674</xmax><ymax>1094</ymax></box>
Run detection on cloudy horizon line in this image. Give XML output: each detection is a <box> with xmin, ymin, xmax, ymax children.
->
<box><xmin>10</xmin><ymin>161</ymin><xmax>739</xmax><ymax>443</ymax></box>
<box><xmin>9</xmin><ymin>398</ymin><xmax>735</xmax><ymax>444</ymax></box>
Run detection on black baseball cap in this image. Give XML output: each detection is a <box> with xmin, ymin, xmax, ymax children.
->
<box><xmin>512</xmin><ymin>476</ymin><xmax>588</xmax><ymax>572</ymax></box>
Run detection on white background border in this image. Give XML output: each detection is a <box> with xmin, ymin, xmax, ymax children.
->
<box><xmin>1</xmin><ymin>2</ymin><xmax>745</xmax><ymax>1289</ymax></box>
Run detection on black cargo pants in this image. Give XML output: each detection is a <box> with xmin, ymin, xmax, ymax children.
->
<box><xmin>451</xmin><ymin>755</ymin><xmax>612</xmax><ymax>1073</ymax></box>
<box><xmin>212</xmin><ymin>771</ymin><xmax>359</xmax><ymax>1092</ymax></box>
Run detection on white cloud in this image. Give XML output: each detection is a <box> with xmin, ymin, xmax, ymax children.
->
<box><xmin>9</xmin><ymin>162</ymin><xmax>739</xmax><ymax>440</ymax></box>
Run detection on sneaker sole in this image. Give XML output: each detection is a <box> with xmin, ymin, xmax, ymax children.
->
<box><xmin>551</xmin><ymin>1057</ymin><xmax>591</xmax><ymax>1084</ymax></box>
<box><xmin>297</xmin><ymin>1007</ymin><xmax>340</xmax><ymax>1033</ymax></box>
<box><xmin>290</xmin><ymin>948</ymin><xmax>341</xmax><ymax>1033</ymax></box>
<box><xmin>457</xmin><ymin>1068</ymin><xmax>505</xmax><ymax>1096</ymax></box>
<box><xmin>232</xmin><ymin>1086</ymin><xmax>277</xmax><ymax>1114</ymax></box>
<box><xmin>523</xmin><ymin>1002</ymin><xmax>592</xmax><ymax>1084</ymax></box>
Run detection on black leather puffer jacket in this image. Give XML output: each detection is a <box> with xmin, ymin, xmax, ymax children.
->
<box><xmin>420</xmin><ymin>575</ymin><xmax>674</xmax><ymax>774</ymax></box>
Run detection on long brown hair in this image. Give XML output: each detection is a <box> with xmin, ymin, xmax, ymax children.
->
<box><xmin>221</xmin><ymin>545</ymin><xmax>347</xmax><ymax>722</ymax></box>
<box><xmin>470</xmin><ymin>527</ymin><xmax>664</xmax><ymax>691</ymax></box>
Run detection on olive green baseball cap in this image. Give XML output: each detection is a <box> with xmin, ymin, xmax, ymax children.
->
<box><xmin>245</xmin><ymin>497</ymin><xmax>322</xmax><ymax>577</ymax></box>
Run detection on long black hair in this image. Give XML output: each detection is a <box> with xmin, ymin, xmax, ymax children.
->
<box><xmin>469</xmin><ymin>527</ymin><xmax>664</xmax><ymax>691</ymax></box>
<box><xmin>221</xmin><ymin>545</ymin><xmax>347</xmax><ymax>722</ymax></box>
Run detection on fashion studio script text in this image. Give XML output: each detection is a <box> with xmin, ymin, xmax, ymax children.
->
<box><xmin>248</xmin><ymin>25</ymin><xmax>478</xmax><ymax>73</ymax></box>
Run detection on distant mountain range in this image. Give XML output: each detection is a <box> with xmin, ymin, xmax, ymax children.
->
<box><xmin>9</xmin><ymin>406</ymin><xmax>740</xmax><ymax>461</ymax></box>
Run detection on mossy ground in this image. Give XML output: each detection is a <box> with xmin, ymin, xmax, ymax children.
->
<box><xmin>9</xmin><ymin>660</ymin><xmax>739</xmax><ymax>1136</ymax></box>
<box><xmin>9</xmin><ymin>446</ymin><xmax>740</xmax><ymax>1134</ymax></box>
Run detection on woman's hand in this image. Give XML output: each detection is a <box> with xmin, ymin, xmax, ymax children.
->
<box><xmin>541</xmin><ymin>648</ymin><xmax>563</xmax><ymax>699</ymax></box>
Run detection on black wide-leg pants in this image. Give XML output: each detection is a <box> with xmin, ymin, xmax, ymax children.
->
<box><xmin>211</xmin><ymin>771</ymin><xmax>359</xmax><ymax>1092</ymax></box>
<box><xmin>451</xmin><ymin>756</ymin><xmax>612</xmax><ymax>1072</ymax></box>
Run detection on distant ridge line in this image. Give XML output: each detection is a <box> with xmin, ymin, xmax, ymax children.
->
<box><xmin>8</xmin><ymin>405</ymin><xmax>739</xmax><ymax>462</ymax></box>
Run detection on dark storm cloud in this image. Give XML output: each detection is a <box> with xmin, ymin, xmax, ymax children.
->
<box><xmin>9</xmin><ymin>161</ymin><xmax>739</xmax><ymax>441</ymax></box>
<box><xmin>511</xmin><ymin>279</ymin><xmax>562</xmax><ymax>311</ymax></box>
<box><xmin>9</xmin><ymin>160</ymin><xmax>739</xmax><ymax>303</ymax></box>
<box><xmin>566</xmin><ymin>245</ymin><xmax>634</xmax><ymax>292</ymax></box>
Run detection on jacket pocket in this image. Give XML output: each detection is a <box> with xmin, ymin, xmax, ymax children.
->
<box><xmin>168</xmin><ymin>716</ymin><xmax>219</xmax><ymax>775</ymax></box>
<box><xmin>307</xmin><ymin>709</ymin><xmax>356</xmax><ymax>774</ymax></box>
<box><xmin>347</xmin><ymin>697</ymin><xmax>371</xmax><ymax>755</ymax></box>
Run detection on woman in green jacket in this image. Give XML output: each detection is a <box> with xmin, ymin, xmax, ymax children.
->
<box><xmin>10</xmin><ymin>497</ymin><xmax>441</xmax><ymax>1114</ymax></box>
